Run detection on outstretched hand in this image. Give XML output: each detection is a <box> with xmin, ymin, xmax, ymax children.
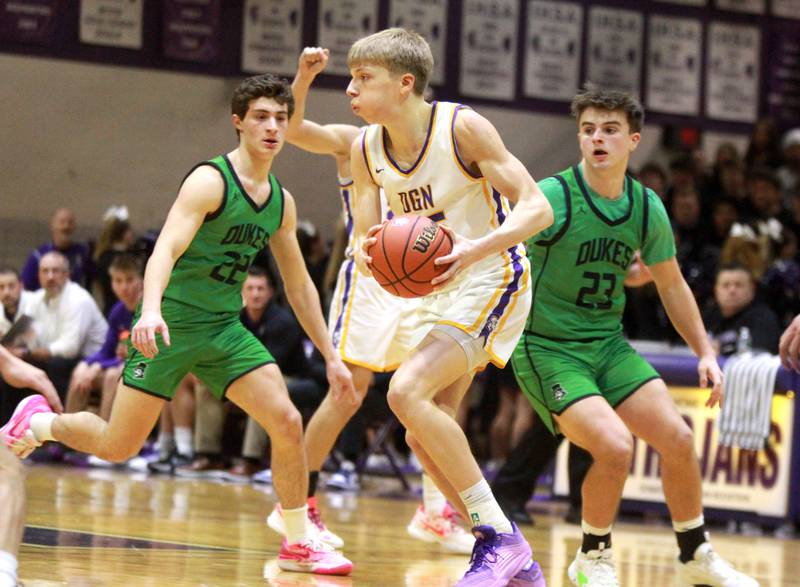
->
<box><xmin>698</xmin><ymin>354</ymin><xmax>724</xmax><ymax>408</ymax></box>
<box><xmin>131</xmin><ymin>310</ymin><xmax>171</xmax><ymax>359</ymax></box>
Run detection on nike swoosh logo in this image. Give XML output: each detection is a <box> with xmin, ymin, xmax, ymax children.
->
<box><xmin>375</xmin><ymin>168</ymin><xmax>384</xmax><ymax>174</ymax></box>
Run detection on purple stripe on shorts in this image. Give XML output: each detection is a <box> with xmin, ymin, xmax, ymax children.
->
<box><xmin>332</xmin><ymin>259</ymin><xmax>355</xmax><ymax>346</ymax></box>
<box><xmin>341</xmin><ymin>187</ymin><xmax>353</xmax><ymax>241</ymax></box>
<box><xmin>479</xmin><ymin>247</ymin><xmax>524</xmax><ymax>341</ymax></box>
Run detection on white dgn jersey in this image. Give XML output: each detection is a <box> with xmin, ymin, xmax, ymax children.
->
<box><xmin>360</xmin><ymin>101</ymin><xmax>526</xmax><ymax>283</ymax></box>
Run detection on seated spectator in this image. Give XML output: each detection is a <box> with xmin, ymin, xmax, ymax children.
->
<box><xmin>93</xmin><ymin>207</ymin><xmax>136</xmax><ymax>313</ymax></box>
<box><xmin>637</xmin><ymin>162</ymin><xmax>668</xmax><ymax>201</ymax></box>
<box><xmin>761</xmin><ymin>227</ymin><xmax>800</xmax><ymax>327</ymax></box>
<box><xmin>22</xmin><ymin>251</ymin><xmax>107</xmax><ymax>396</ymax></box>
<box><xmin>777</xmin><ymin>128</ymin><xmax>800</xmax><ymax>201</ymax></box>
<box><xmin>703</xmin><ymin>263</ymin><xmax>781</xmax><ymax>356</ymax></box>
<box><xmin>0</xmin><ymin>268</ymin><xmax>33</xmax><ymax>343</ymax></box>
<box><xmin>747</xmin><ymin>167</ymin><xmax>794</xmax><ymax>228</ymax></box>
<box><xmin>672</xmin><ymin>187</ymin><xmax>717</xmax><ymax>307</ymax></box>
<box><xmin>20</xmin><ymin>208</ymin><xmax>93</xmax><ymax>291</ymax></box>
<box><xmin>64</xmin><ymin>254</ymin><xmax>142</xmax><ymax>416</ymax></box>
<box><xmin>297</xmin><ymin>219</ymin><xmax>330</xmax><ymax>302</ymax></box>
<box><xmin>744</xmin><ymin>117</ymin><xmax>783</xmax><ymax>171</ymax></box>
<box><xmin>716</xmin><ymin>160</ymin><xmax>750</xmax><ymax>214</ymax></box>
<box><xmin>709</xmin><ymin>198</ymin><xmax>740</xmax><ymax>248</ymax></box>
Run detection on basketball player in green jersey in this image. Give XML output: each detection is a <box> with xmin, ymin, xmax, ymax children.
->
<box><xmin>2</xmin><ymin>74</ymin><xmax>355</xmax><ymax>576</ymax></box>
<box><xmin>511</xmin><ymin>85</ymin><xmax>758</xmax><ymax>587</ymax></box>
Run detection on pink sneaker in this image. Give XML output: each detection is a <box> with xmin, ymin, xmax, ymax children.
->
<box><xmin>0</xmin><ymin>395</ymin><xmax>52</xmax><ymax>459</ymax></box>
<box><xmin>277</xmin><ymin>538</ymin><xmax>353</xmax><ymax>575</ymax></box>
<box><xmin>407</xmin><ymin>504</ymin><xmax>474</xmax><ymax>554</ymax></box>
<box><xmin>267</xmin><ymin>501</ymin><xmax>345</xmax><ymax>550</ymax></box>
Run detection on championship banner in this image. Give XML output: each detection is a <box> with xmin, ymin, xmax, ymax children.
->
<box><xmin>646</xmin><ymin>15</ymin><xmax>701</xmax><ymax>116</ymax></box>
<box><xmin>523</xmin><ymin>0</ymin><xmax>583</xmax><ymax>102</ymax></box>
<box><xmin>0</xmin><ymin>0</ymin><xmax>59</xmax><ymax>45</ymax></box>
<box><xmin>715</xmin><ymin>0</ymin><xmax>766</xmax><ymax>14</ymax></box>
<box><xmin>554</xmin><ymin>387</ymin><xmax>795</xmax><ymax>517</ymax></box>
<box><xmin>706</xmin><ymin>22</ymin><xmax>760</xmax><ymax>123</ymax></box>
<box><xmin>79</xmin><ymin>0</ymin><xmax>143</xmax><ymax>49</ymax></box>
<box><xmin>388</xmin><ymin>0</ymin><xmax>447</xmax><ymax>86</ymax></box>
<box><xmin>586</xmin><ymin>7</ymin><xmax>643</xmax><ymax>95</ymax></box>
<box><xmin>241</xmin><ymin>0</ymin><xmax>302</xmax><ymax>76</ymax></box>
<box><xmin>772</xmin><ymin>0</ymin><xmax>800</xmax><ymax>19</ymax></box>
<box><xmin>163</xmin><ymin>0</ymin><xmax>220</xmax><ymax>64</ymax></box>
<box><xmin>318</xmin><ymin>0</ymin><xmax>378</xmax><ymax>76</ymax></box>
<box><xmin>459</xmin><ymin>0</ymin><xmax>519</xmax><ymax>101</ymax></box>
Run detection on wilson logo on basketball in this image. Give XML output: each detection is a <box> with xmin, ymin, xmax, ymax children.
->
<box><xmin>412</xmin><ymin>224</ymin><xmax>438</xmax><ymax>254</ymax></box>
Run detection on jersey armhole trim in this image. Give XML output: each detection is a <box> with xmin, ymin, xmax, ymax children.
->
<box><xmin>361</xmin><ymin>130</ymin><xmax>378</xmax><ymax>185</ymax></box>
<box><xmin>641</xmin><ymin>184</ymin><xmax>651</xmax><ymax>248</ymax></box>
<box><xmin>451</xmin><ymin>105</ymin><xmax>483</xmax><ymax>181</ymax></box>
<box><xmin>271</xmin><ymin>174</ymin><xmax>286</xmax><ymax>230</ymax></box>
<box><xmin>181</xmin><ymin>160</ymin><xmax>227</xmax><ymax>223</ymax></box>
<box><xmin>536</xmin><ymin>175</ymin><xmax>571</xmax><ymax>246</ymax></box>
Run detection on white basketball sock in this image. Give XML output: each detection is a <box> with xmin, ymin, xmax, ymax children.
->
<box><xmin>29</xmin><ymin>412</ymin><xmax>56</xmax><ymax>442</ymax></box>
<box><xmin>422</xmin><ymin>474</ymin><xmax>447</xmax><ymax>517</ymax></box>
<box><xmin>157</xmin><ymin>431</ymin><xmax>175</xmax><ymax>458</ymax></box>
<box><xmin>174</xmin><ymin>426</ymin><xmax>193</xmax><ymax>457</ymax></box>
<box><xmin>458</xmin><ymin>478</ymin><xmax>513</xmax><ymax>534</ymax></box>
<box><xmin>0</xmin><ymin>551</ymin><xmax>18</xmax><ymax>587</ymax></box>
<box><xmin>283</xmin><ymin>505</ymin><xmax>310</xmax><ymax>545</ymax></box>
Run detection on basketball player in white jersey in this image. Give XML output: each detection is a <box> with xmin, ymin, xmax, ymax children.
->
<box><xmin>266</xmin><ymin>47</ymin><xmax>474</xmax><ymax>555</ymax></box>
<box><xmin>348</xmin><ymin>29</ymin><xmax>553</xmax><ymax>587</ymax></box>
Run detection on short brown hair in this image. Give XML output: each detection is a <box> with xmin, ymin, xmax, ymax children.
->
<box><xmin>109</xmin><ymin>254</ymin><xmax>142</xmax><ymax>277</ymax></box>
<box><xmin>231</xmin><ymin>74</ymin><xmax>294</xmax><ymax>122</ymax></box>
<box><xmin>347</xmin><ymin>28</ymin><xmax>433</xmax><ymax>95</ymax></box>
<box><xmin>570</xmin><ymin>83</ymin><xmax>644</xmax><ymax>133</ymax></box>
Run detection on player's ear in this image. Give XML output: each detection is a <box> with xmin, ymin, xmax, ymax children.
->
<box><xmin>629</xmin><ymin>131</ymin><xmax>641</xmax><ymax>151</ymax></box>
<box><xmin>232</xmin><ymin>113</ymin><xmax>243</xmax><ymax>132</ymax></box>
<box><xmin>400</xmin><ymin>73</ymin><xmax>416</xmax><ymax>95</ymax></box>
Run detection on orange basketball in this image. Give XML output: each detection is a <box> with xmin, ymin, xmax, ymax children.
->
<box><xmin>367</xmin><ymin>214</ymin><xmax>453</xmax><ymax>298</ymax></box>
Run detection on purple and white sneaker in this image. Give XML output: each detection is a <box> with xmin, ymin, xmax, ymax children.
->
<box><xmin>0</xmin><ymin>395</ymin><xmax>52</xmax><ymax>458</ymax></box>
<box><xmin>509</xmin><ymin>559</ymin><xmax>547</xmax><ymax>586</ymax></box>
<box><xmin>455</xmin><ymin>523</ymin><xmax>534</xmax><ymax>587</ymax></box>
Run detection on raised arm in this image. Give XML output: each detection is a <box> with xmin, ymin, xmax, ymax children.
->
<box><xmin>132</xmin><ymin>166</ymin><xmax>223</xmax><ymax>358</ymax></box>
<box><xmin>269</xmin><ymin>190</ymin><xmax>356</xmax><ymax>404</ymax></box>
<box><xmin>648</xmin><ymin>257</ymin><xmax>723</xmax><ymax>407</ymax></box>
<box><xmin>287</xmin><ymin>47</ymin><xmax>361</xmax><ymax>158</ymax></box>
<box><xmin>349</xmin><ymin>132</ymin><xmax>383</xmax><ymax>276</ymax></box>
<box><xmin>433</xmin><ymin>109</ymin><xmax>554</xmax><ymax>284</ymax></box>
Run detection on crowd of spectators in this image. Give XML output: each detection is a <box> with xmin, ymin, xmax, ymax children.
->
<box><xmin>1</xmin><ymin>119</ymin><xmax>798</xmax><ymax>538</ymax></box>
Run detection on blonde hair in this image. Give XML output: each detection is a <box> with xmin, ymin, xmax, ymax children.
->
<box><xmin>347</xmin><ymin>28</ymin><xmax>433</xmax><ymax>95</ymax></box>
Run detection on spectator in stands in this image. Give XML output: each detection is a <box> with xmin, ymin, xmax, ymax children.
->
<box><xmin>671</xmin><ymin>186</ymin><xmax>717</xmax><ymax>308</ymax></box>
<box><xmin>747</xmin><ymin>167</ymin><xmax>794</xmax><ymax>228</ymax></box>
<box><xmin>761</xmin><ymin>227</ymin><xmax>800</xmax><ymax>328</ymax></box>
<box><xmin>93</xmin><ymin>208</ymin><xmax>136</xmax><ymax>313</ymax></box>
<box><xmin>716</xmin><ymin>160</ymin><xmax>750</xmax><ymax>214</ymax></box>
<box><xmin>22</xmin><ymin>251</ymin><xmax>107</xmax><ymax>396</ymax></box>
<box><xmin>638</xmin><ymin>162</ymin><xmax>668</xmax><ymax>202</ymax></box>
<box><xmin>704</xmin><ymin>263</ymin><xmax>781</xmax><ymax>356</ymax></box>
<box><xmin>20</xmin><ymin>208</ymin><xmax>93</xmax><ymax>291</ymax></box>
<box><xmin>744</xmin><ymin>117</ymin><xmax>783</xmax><ymax>171</ymax></box>
<box><xmin>64</xmin><ymin>254</ymin><xmax>142</xmax><ymax>416</ymax></box>
<box><xmin>296</xmin><ymin>220</ymin><xmax>329</xmax><ymax>304</ymax></box>
<box><xmin>709</xmin><ymin>198</ymin><xmax>740</xmax><ymax>248</ymax></box>
<box><xmin>0</xmin><ymin>268</ymin><xmax>33</xmax><ymax>343</ymax></box>
<box><xmin>665</xmin><ymin>154</ymin><xmax>700</xmax><ymax>205</ymax></box>
<box><xmin>777</xmin><ymin>128</ymin><xmax>800</xmax><ymax>200</ymax></box>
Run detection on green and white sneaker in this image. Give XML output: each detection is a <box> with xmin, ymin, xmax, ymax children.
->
<box><xmin>568</xmin><ymin>546</ymin><xmax>619</xmax><ymax>587</ymax></box>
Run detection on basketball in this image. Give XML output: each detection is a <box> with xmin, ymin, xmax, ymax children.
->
<box><xmin>367</xmin><ymin>214</ymin><xmax>453</xmax><ymax>298</ymax></box>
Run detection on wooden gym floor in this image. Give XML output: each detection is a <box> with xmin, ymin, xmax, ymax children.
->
<box><xmin>18</xmin><ymin>463</ymin><xmax>800</xmax><ymax>586</ymax></box>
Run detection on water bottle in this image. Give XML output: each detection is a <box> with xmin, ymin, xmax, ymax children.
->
<box><xmin>737</xmin><ymin>326</ymin><xmax>752</xmax><ymax>355</ymax></box>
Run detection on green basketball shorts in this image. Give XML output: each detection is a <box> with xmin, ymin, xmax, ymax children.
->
<box><xmin>511</xmin><ymin>333</ymin><xmax>660</xmax><ymax>434</ymax></box>
<box><xmin>122</xmin><ymin>298</ymin><xmax>275</xmax><ymax>400</ymax></box>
